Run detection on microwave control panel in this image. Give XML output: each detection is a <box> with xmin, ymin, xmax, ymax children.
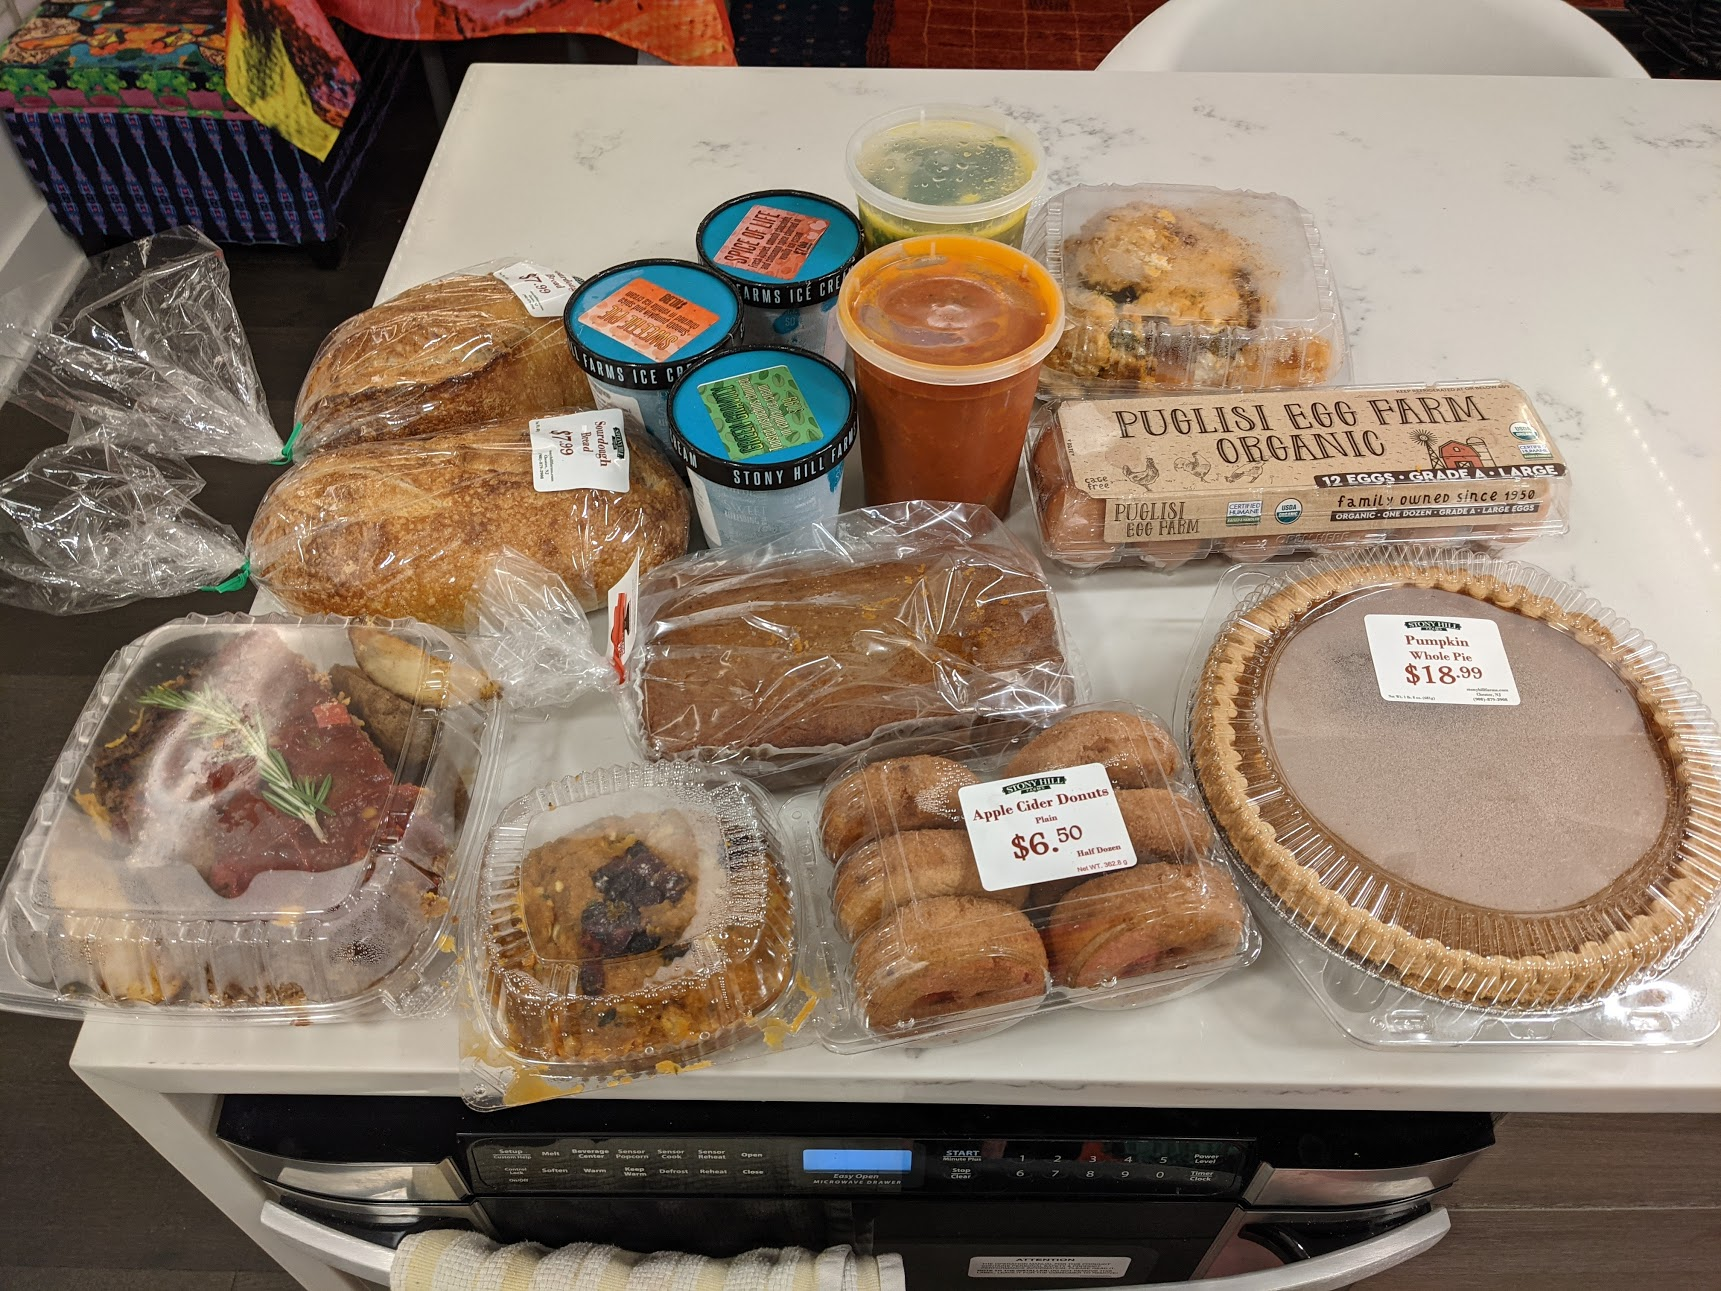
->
<box><xmin>462</xmin><ymin>1135</ymin><xmax>1250</xmax><ymax>1197</ymax></box>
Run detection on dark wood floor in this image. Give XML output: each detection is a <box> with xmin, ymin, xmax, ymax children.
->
<box><xmin>0</xmin><ymin>53</ymin><xmax>440</xmax><ymax>1291</ymax></box>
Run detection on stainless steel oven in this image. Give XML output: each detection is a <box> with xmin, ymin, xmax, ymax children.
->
<box><xmin>220</xmin><ymin>1096</ymin><xmax>1490</xmax><ymax>1289</ymax></box>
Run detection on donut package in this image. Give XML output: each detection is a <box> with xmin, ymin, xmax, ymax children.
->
<box><xmin>1025</xmin><ymin>381</ymin><xmax>1570</xmax><ymax>574</ymax></box>
<box><xmin>801</xmin><ymin>703</ymin><xmax>1258</xmax><ymax>1051</ymax></box>
<box><xmin>1028</xmin><ymin>183</ymin><xmax>1345</xmax><ymax>401</ymax></box>
<box><xmin>625</xmin><ymin>500</ymin><xmax>1081</xmax><ymax>788</ymax></box>
<box><xmin>460</xmin><ymin>761</ymin><xmax>819</xmax><ymax>1107</ymax></box>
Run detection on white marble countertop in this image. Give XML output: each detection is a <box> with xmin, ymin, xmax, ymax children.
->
<box><xmin>75</xmin><ymin>66</ymin><xmax>1721</xmax><ymax>1111</ymax></box>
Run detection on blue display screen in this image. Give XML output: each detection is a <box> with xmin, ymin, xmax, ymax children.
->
<box><xmin>802</xmin><ymin>1149</ymin><xmax>914</xmax><ymax>1173</ymax></box>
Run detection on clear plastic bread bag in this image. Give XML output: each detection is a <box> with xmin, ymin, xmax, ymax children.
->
<box><xmin>249</xmin><ymin>413</ymin><xmax>691</xmax><ymax>631</ymax></box>
<box><xmin>1024</xmin><ymin>380</ymin><xmax>1571</xmax><ymax>575</ymax></box>
<box><xmin>1179</xmin><ymin>549</ymin><xmax>1721</xmax><ymax>1047</ymax></box>
<box><xmin>0</xmin><ymin>614</ymin><xmax>495</xmax><ymax>1021</ymax></box>
<box><xmin>290</xmin><ymin>258</ymin><xmax>593</xmax><ymax>458</ymax></box>
<box><xmin>0</xmin><ymin>442</ymin><xmax>246</xmax><ymax>614</ymax></box>
<box><xmin>0</xmin><ymin>226</ymin><xmax>280</xmax><ymax>462</ymax></box>
<box><xmin>1028</xmin><ymin>184</ymin><xmax>1346</xmax><ymax>400</ymax></box>
<box><xmin>459</xmin><ymin>762</ymin><xmax>820</xmax><ymax>1108</ymax></box>
<box><xmin>790</xmin><ymin>702</ymin><xmax>1257</xmax><ymax>1052</ymax></box>
<box><xmin>623</xmin><ymin>500</ymin><xmax>1083</xmax><ymax>788</ymax></box>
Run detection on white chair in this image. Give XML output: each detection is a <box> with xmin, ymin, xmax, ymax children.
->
<box><xmin>1098</xmin><ymin>0</ymin><xmax>1648</xmax><ymax>77</ymax></box>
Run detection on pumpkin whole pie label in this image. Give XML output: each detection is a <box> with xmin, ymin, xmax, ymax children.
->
<box><xmin>1363</xmin><ymin>613</ymin><xmax>1521</xmax><ymax>706</ymax></box>
<box><xmin>958</xmin><ymin>762</ymin><xmax>1138</xmax><ymax>891</ymax></box>
<box><xmin>1053</xmin><ymin>381</ymin><xmax>1567</xmax><ymax>545</ymax></box>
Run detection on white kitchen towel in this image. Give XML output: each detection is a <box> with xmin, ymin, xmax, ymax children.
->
<box><xmin>390</xmin><ymin>1231</ymin><xmax>905</xmax><ymax>1291</ymax></box>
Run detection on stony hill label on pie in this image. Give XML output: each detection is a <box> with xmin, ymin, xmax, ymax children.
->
<box><xmin>1053</xmin><ymin>381</ymin><xmax>1567</xmax><ymax>545</ymax></box>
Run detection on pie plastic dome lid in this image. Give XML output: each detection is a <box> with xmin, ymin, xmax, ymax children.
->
<box><xmin>1191</xmin><ymin>549</ymin><xmax>1721</xmax><ymax>1013</ymax></box>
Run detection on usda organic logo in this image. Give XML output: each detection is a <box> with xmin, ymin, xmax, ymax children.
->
<box><xmin>1510</xmin><ymin>421</ymin><xmax>1540</xmax><ymax>441</ymax></box>
<box><xmin>1274</xmin><ymin>499</ymin><xmax>1303</xmax><ymax>524</ymax></box>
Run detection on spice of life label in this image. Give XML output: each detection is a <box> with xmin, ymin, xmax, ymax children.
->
<box><xmin>491</xmin><ymin>261</ymin><xmax>581</xmax><ymax>318</ymax></box>
<box><xmin>528</xmin><ymin>410</ymin><xmax>630</xmax><ymax>493</ymax></box>
<box><xmin>714</xmin><ymin>204</ymin><xmax>829</xmax><ymax>280</ymax></box>
<box><xmin>1052</xmin><ymin>382</ymin><xmax>1567</xmax><ymax>545</ymax></box>
<box><xmin>1364</xmin><ymin>614</ymin><xmax>1521</xmax><ymax>706</ymax></box>
<box><xmin>697</xmin><ymin>365</ymin><xmax>825</xmax><ymax>460</ymax></box>
<box><xmin>577</xmin><ymin>277</ymin><xmax>721</xmax><ymax>363</ymax></box>
<box><xmin>959</xmin><ymin>763</ymin><xmax>1138</xmax><ymax>892</ymax></box>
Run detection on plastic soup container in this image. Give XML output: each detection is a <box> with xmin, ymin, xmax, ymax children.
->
<box><xmin>669</xmin><ymin>347</ymin><xmax>857</xmax><ymax>547</ymax></box>
<box><xmin>563</xmin><ymin>259</ymin><xmax>743</xmax><ymax>454</ymax></box>
<box><xmin>697</xmin><ymin>191</ymin><xmax>863</xmax><ymax>358</ymax></box>
<box><xmin>846</xmin><ymin>104</ymin><xmax>1046</xmax><ymax>252</ymax></box>
<box><xmin>836</xmin><ymin>235</ymin><xmax>1064</xmax><ymax>517</ymax></box>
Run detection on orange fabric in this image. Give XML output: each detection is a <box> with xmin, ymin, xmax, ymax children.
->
<box><xmin>321</xmin><ymin>1</ymin><xmax>737</xmax><ymax>65</ymax></box>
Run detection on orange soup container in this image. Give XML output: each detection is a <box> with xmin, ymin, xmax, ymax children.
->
<box><xmin>836</xmin><ymin>234</ymin><xmax>1064</xmax><ymax>517</ymax></box>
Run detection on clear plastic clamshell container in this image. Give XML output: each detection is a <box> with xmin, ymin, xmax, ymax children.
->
<box><xmin>1024</xmin><ymin>380</ymin><xmax>1570</xmax><ymax>574</ymax></box>
<box><xmin>461</xmin><ymin>762</ymin><xmax>818</xmax><ymax>1108</ymax></box>
<box><xmin>796</xmin><ymin>703</ymin><xmax>1258</xmax><ymax>1052</ymax></box>
<box><xmin>1180</xmin><ymin>551</ymin><xmax>1721</xmax><ymax>1047</ymax></box>
<box><xmin>1031</xmin><ymin>184</ymin><xmax>1346</xmax><ymax>399</ymax></box>
<box><xmin>0</xmin><ymin>615</ymin><xmax>494</xmax><ymax>1021</ymax></box>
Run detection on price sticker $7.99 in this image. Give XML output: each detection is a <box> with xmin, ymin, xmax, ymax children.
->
<box><xmin>958</xmin><ymin>762</ymin><xmax>1138</xmax><ymax>892</ymax></box>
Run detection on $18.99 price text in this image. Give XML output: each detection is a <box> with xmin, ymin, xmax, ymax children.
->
<box><xmin>1403</xmin><ymin>663</ymin><xmax>1486</xmax><ymax>686</ymax></box>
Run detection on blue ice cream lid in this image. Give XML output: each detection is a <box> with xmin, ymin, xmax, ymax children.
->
<box><xmin>563</xmin><ymin>259</ymin><xmax>743</xmax><ymax>390</ymax></box>
<box><xmin>696</xmin><ymin>191</ymin><xmax>863</xmax><ymax>309</ymax></box>
<box><xmin>669</xmin><ymin>346</ymin><xmax>857</xmax><ymax>491</ymax></box>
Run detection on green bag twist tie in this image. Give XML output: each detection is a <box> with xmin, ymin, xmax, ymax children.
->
<box><xmin>272</xmin><ymin>423</ymin><xmax>303</xmax><ymax>465</ymax></box>
<box><xmin>201</xmin><ymin>560</ymin><xmax>251</xmax><ymax>594</ymax></box>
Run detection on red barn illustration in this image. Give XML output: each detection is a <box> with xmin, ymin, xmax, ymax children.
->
<box><xmin>1438</xmin><ymin>440</ymin><xmax>1486</xmax><ymax>470</ymax></box>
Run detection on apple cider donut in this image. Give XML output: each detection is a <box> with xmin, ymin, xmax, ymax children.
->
<box><xmin>1005</xmin><ymin>709</ymin><xmax>1183</xmax><ymax>789</ymax></box>
<box><xmin>833</xmin><ymin>830</ymin><xmax>1028</xmax><ymax>942</ymax></box>
<box><xmin>1029</xmin><ymin>787</ymin><xmax>1214</xmax><ymax>907</ymax></box>
<box><xmin>1045</xmin><ymin>862</ymin><xmax>1246</xmax><ymax>989</ymax></box>
<box><xmin>854</xmin><ymin>895</ymin><xmax>1048</xmax><ymax>1032</ymax></box>
<box><xmin>819</xmin><ymin>755</ymin><xmax>977</xmax><ymax>861</ymax></box>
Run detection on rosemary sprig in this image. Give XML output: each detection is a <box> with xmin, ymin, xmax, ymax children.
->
<box><xmin>139</xmin><ymin>683</ymin><xmax>335</xmax><ymax>842</ymax></box>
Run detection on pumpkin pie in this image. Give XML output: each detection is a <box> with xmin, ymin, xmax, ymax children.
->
<box><xmin>1192</xmin><ymin>553</ymin><xmax>1721</xmax><ymax>1011</ymax></box>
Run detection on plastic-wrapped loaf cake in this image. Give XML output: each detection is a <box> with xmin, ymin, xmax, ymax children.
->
<box><xmin>628</xmin><ymin>501</ymin><xmax>1079</xmax><ymax>786</ymax></box>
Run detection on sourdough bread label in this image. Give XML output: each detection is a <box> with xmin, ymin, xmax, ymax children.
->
<box><xmin>528</xmin><ymin>410</ymin><xmax>630</xmax><ymax>493</ymax></box>
<box><xmin>1365</xmin><ymin>614</ymin><xmax>1521</xmax><ymax>706</ymax></box>
<box><xmin>1053</xmin><ymin>382</ymin><xmax>1567</xmax><ymax>545</ymax></box>
<box><xmin>959</xmin><ymin>763</ymin><xmax>1137</xmax><ymax>892</ymax></box>
<box><xmin>492</xmin><ymin>261</ymin><xmax>581</xmax><ymax>318</ymax></box>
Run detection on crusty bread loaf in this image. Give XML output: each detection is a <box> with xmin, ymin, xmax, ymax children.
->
<box><xmin>250</xmin><ymin>420</ymin><xmax>689</xmax><ymax>628</ymax></box>
<box><xmin>636</xmin><ymin>540</ymin><xmax>1073</xmax><ymax>771</ymax></box>
<box><xmin>292</xmin><ymin>274</ymin><xmax>593</xmax><ymax>458</ymax></box>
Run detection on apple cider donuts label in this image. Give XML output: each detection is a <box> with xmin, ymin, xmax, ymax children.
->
<box><xmin>1365</xmin><ymin>614</ymin><xmax>1521</xmax><ymax>706</ymax></box>
<box><xmin>959</xmin><ymin>763</ymin><xmax>1138</xmax><ymax>891</ymax></box>
<box><xmin>1053</xmin><ymin>381</ymin><xmax>1567</xmax><ymax>545</ymax></box>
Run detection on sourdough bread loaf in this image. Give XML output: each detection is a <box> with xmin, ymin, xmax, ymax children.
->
<box><xmin>292</xmin><ymin>274</ymin><xmax>593</xmax><ymax>457</ymax></box>
<box><xmin>250</xmin><ymin>420</ymin><xmax>689</xmax><ymax>628</ymax></box>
